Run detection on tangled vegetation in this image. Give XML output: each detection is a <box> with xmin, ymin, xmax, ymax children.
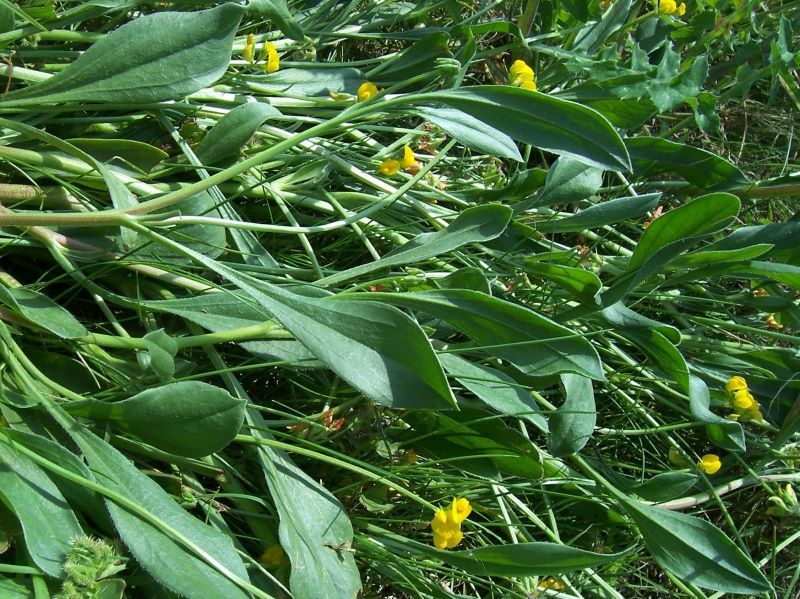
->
<box><xmin>0</xmin><ymin>0</ymin><xmax>798</xmax><ymax>597</ymax></box>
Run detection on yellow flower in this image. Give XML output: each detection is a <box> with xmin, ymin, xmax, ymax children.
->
<box><xmin>378</xmin><ymin>159</ymin><xmax>400</xmax><ymax>175</ymax></box>
<box><xmin>357</xmin><ymin>81</ymin><xmax>379</xmax><ymax>101</ymax></box>
<box><xmin>725</xmin><ymin>375</ymin><xmax>748</xmax><ymax>394</ymax></box>
<box><xmin>264</xmin><ymin>42</ymin><xmax>280</xmax><ymax>74</ymax></box>
<box><xmin>243</xmin><ymin>33</ymin><xmax>256</xmax><ymax>64</ymax></box>
<box><xmin>509</xmin><ymin>60</ymin><xmax>536</xmax><ymax>89</ymax></box>
<box><xmin>258</xmin><ymin>545</ymin><xmax>287</xmax><ymax>567</ymax></box>
<box><xmin>766</xmin><ymin>313</ymin><xmax>783</xmax><ymax>330</ymax></box>
<box><xmin>431</xmin><ymin>497</ymin><xmax>471</xmax><ymax>549</ymax></box>
<box><xmin>698</xmin><ymin>454</ymin><xmax>721</xmax><ymax>475</ymax></box>
<box><xmin>733</xmin><ymin>389</ymin><xmax>756</xmax><ymax>411</ymax></box>
<box><xmin>659</xmin><ymin>0</ymin><xmax>677</xmax><ymax>14</ymax></box>
<box><xmin>538</xmin><ymin>577</ymin><xmax>566</xmax><ymax>591</ymax></box>
<box><xmin>400</xmin><ymin>145</ymin><xmax>416</xmax><ymax>171</ymax></box>
<box><xmin>676</xmin><ymin>2</ymin><xmax>686</xmax><ymax>15</ymax></box>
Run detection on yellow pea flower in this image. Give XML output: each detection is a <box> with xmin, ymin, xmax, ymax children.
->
<box><xmin>357</xmin><ymin>81</ymin><xmax>379</xmax><ymax>101</ymax></box>
<box><xmin>725</xmin><ymin>375</ymin><xmax>748</xmax><ymax>394</ymax></box>
<box><xmin>509</xmin><ymin>60</ymin><xmax>536</xmax><ymax>89</ymax></box>
<box><xmin>698</xmin><ymin>454</ymin><xmax>721</xmax><ymax>475</ymax></box>
<box><xmin>264</xmin><ymin>42</ymin><xmax>280</xmax><ymax>74</ymax></box>
<box><xmin>519</xmin><ymin>80</ymin><xmax>537</xmax><ymax>91</ymax></box>
<box><xmin>733</xmin><ymin>389</ymin><xmax>756</xmax><ymax>411</ymax></box>
<box><xmin>378</xmin><ymin>159</ymin><xmax>400</xmax><ymax>175</ymax></box>
<box><xmin>400</xmin><ymin>145</ymin><xmax>416</xmax><ymax>171</ymax></box>
<box><xmin>431</xmin><ymin>497</ymin><xmax>471</xmax><ymax>549</ymax></box>
<box><xmin>538</xmin><ymin>577</ymin><xmax>566</xmax><ymax>591</ymax></box>
<box><xmin>659</xmin><ymin>0</ymin><xmax>677</xmax><ymax>14</ymax></box>
<box><xmin>243</xmin><ymin>33</ymin><xmax>256</xmax><ymax>64</ymax></box>
<box><xmin>676</xmin><ymin>2</ymin><xmax>686</xmax><ymax>15</ymax></box>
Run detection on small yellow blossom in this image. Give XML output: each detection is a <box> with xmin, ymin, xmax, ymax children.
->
<box><xmin>659</xmin><ymin>0</ymin><xmax>678</xmax><ymax>14</ymax></box>
<box><xmin>431</xmin><ymin>497</ymin><xmax>471</xmax><ymax>549</ymax></box>
<box><xmin>258</xmin><ymin>545</ymin><xmax>287</xmax><ymax>567</ymax></box>
<box><xmin>243</xmin><ymin>33</ymin><xmax>256</xmax><ymax>64</ymax></box>
<box><xmin>766</xmin><ymin>313</ymin><xmax>783</xmax><ymax>330</ymax></box>
<box><xmin>378</xmin><ymin>159</ymin><xmax>400</xmax><ymax>175</ymax></box>
<box><xmin>725</xmin><ymin>376</ymin><xmax>748</xmax><ymax>394</ymax></box>
<box><xmin>698</xmin><ymin>454</ymin><xmax>721</xmax><ymax>475</ymax></box>
<box><xmin>676</xmin><ymin>2</ymin><xmax>686</xmax><ymax>15</ymax></box>
<box><xmin>357</xmin><ymin>81</ymin><xmax>379</xmax><ymax>101</ymax></box>
<box><xmin>264</xmin><ymin>42</ymin><xmax>280</xmax><ymax>74</ymax></box>
<box><xmin>400</xmin><ymin>145</ymin><xmax>417</xmax><ymax>171</ymax></box>
<box><xmin>538</xmin><ymin>577</ymin><xmax>566</xmax><ymax>591</ymax></box>
<box><xmin>509</xmin><ymin>60</ymin><xmax>536</xmax><ymax>90</ymax></box>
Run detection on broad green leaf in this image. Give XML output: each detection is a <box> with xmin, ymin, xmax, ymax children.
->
<box><xmin>705</xmin><ymin>221</ymin><xmax>800</xmax><ymax>257</ymax></box>
<box><xmin>0</xmin><ymin>436</ymin><xmax>84</xmax><ymax>577</ymax></box>
<box><xmin>525</xmin><ymin>261</ymin><xmax>602</xmax><ymax>303</ymax></box>
<box><xmin>247</xmin><ymin>0</ymin><xmax>303</xmax><ymax>40</ymax></box>
<box><xmin>516</xmin><ymin>156</ymin><xmax>604</xmax><ymax>211</ymax></box>
<box><xmin>628</xmin><ymin>193</ymin><xmax>740</xmax><ymax>270</ymax></box>
<box><xmin>623</xmin><ymin>329</ymin><xmax>688</xmax><ymax>389</ymax></box>
<box><xmin>619</xmin><ymin>497</ymin><xmax>771</xmax><ymax>594</ymax></box>
<box><xmin>688</xmin><ymin>375</ymin><xmax>745</xmax><ymax>452</ymax></box>
<box><xmin>673</xmin><ymin>244</ymin><xmax>773</xmax><ymax>267</ymax></box>
<box><xmin>436</xmin><ymin>267</ymin><xmax>490</xmax><ymax>294</ymax></box>
<box><xmin>247</xmin><ymin>410</ymin><xmax>361</xmax><ymax>599</ymax></box>
<box><xmin>549</xmin><ymin>373</ymin><xmax>596</xmax><ymax>457</ymax></box>
<box><xmin>375</xmin><ymin>533</ymin><xmax>624</xmax><ymax>577</ymax></box>
<box><xmin>0</xmin><ymin>286</ymin><xmax>87</xmax><ymax>339</ymax></box>
<box><xmin>0</xmin><ymin>576</ymin><xmax>31</xmax><ymax>598</ymax></box>
<box><xmin>402</xmin><ymin>410</ymin><xmax>543</xmax><ymax>479</ymax></box>
<box><xmin>439</xmin><ymin>353</ymin><xmax>548</xmax><ymax>431</ymax></box>
<box><xmin>356</xmin><ymin>289</ymin><xmax>605</xmax><ymax>380</ymax></box>
<box><xmin>621</xmin><ymin>471</ymin><xmax>698</xmax><ymax>503</ymax></box>
<box><xmin>251</xmin><ymin>67</ymin><xmax>363</xmax><ymax>96</ymax></box>
<box><xmin>138</xmin><ymin>232</ymin><xmax>457</xmax><ymax>409</ymax></box>
<box><xmin>54</xmin><ymin>415</ymin><xmax>253</xmax><ymax>598</ymax></box>
<box><xmin>414</xmin><ymin>106</ymin><xmax>523</xmax><ymax>161</ymax></box>
<box><xmin>317</xmin><ymin>204</ymin><xmax>512</xmax><ymax>287</ymax></box>
<box><xmin>195</xmin><ymin>102</ymin><xmax>282</xmax><ymax>165</ymax></box>
<box><xmin>412</xmin><ymin>86</ymin><xmax>631</xmax><ymax>171</ymax></box>
<box><xmin>539</xmin><ymin>192</ymin><xmax>661</xmax><ymax>233</ymax></box>
<box><xmin>626</xmin><ymin>137</ymin><xmax>750</xmax><ymax>191</ymax></box>
<box><xmin>2</xmin><ymin>4</ymin><xmax>244</xmax><ymax>105</ymax></box>
<box><xmin>67</xmin><ymin>382</ymin><xmax>246</xmax><ymax>458</ymax></box>
<box><xmin>726</xmin><ymin>260</ymin><xmax>800</xmax><ymax>289</ymax></box>
<box><xmin>370</xmin><ymin>32</ymin><xmax>452</xmax><ymax>85</ymax></box>
<box><xmin>139</xmin><ymin>329</ymin><xmax>178</xmax><ymax>382</ymax></box>
<box><xmin>598</xmin><ymin>302</ymin><xmax>680</xmax><ymax>344</ymax></box>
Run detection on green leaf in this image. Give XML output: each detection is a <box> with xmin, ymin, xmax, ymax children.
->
<box><xmin>54</xmin><ymin>417</ymin><xmax>253</xmax><ymax>598</ymax></box>
<box><xmin>0</xmin><ymin>286</ymin><xmax>87</xmax><ymax>339</ymax></box>
<box><xmin>626</xmin><ymin>137</ymin><xmax>750</xmax><ymax>191</ymax></box>
<box><xmin>356</xmin><ymin>289</ymin><xmax>605</xmax><ymax>380</ymax></box>
<box><xmin>414</xmin><ymin>106</ymin><xmax>523</xmax><ymax>162</ymax></box>
<box><xmin>688</xmin><ymin>376</ymin><xmax>744</xmax><ymax>452</ymax></box>
<box><xmin>2</xmin><ymin>4</ymin><xmax>244</xmax><ymax>105</ymax></box>
<box><xmin>549</xmin><ymin>373</ymin><xmax>596</xmax><ymax>456</ymax></box>
<box><xmin>413</xmin><ymin>86</ymin><xmax>631</xmax><ymax>171</ymax></box>
<box><xmin>252</xmin><ymin>67</ymin><xmax>364</xmax><ymax>96</ymax></box>
<box><xmin>538</xmin><ymin>193</ymin><xmax>661</xmax><ymax>233</ymax></box>
<box><xmin>139</xmin><ymin>232</ymin><xmax>457</xmax><ymax>410</ymax></box>
<box><xmin>195</xmin><ymin>102</ymin><xmax>282</xmax><ymax>165</ymax></box>
<box><xmin>673</xmin><ymin>244</ymin><xmax>773</xmax><ymax>267</ymax></box>
<box><xmin>623</xmin><ymin>328</ymin><xmax>688</xmax><ymax>389</ymax></box>
<box><xmin>369</xmin><ymin>32</ymin><xmax>452</xmax><ymax>85</ymax></box>
<box><xmin>619</xmin><ymin>498</ymin><xmax>771</xmax><ymax>594</ymax></box>
<box><xmin>248</xmin><ymin>410</ymin><xmax>361</xmax><ymax>599</ymax></box>
<box><xmin>519</xmin><ymin>156</ymin><xmax>604</xmax><ymax>211</ymax></box>
<box><xmin>439</xmin><ymin>353</ymin><xmax>548</xmax><ymax>432</ymax></box>
<box><xmin>598</xmin><ymin>302</ymin><xmax>680</xmax><ymax>344</ymax></box>
<box><xmin>317</xmin><ymin>204</ymin><xmax>511</xmax><ymax>287</ymax></box>
<box><xmin>628</xmin><ymin>193</ymin><xmax>740</xmax><ymax>270</ymax></box>
<box><xmin>139</xmin><ymin>329</ymin><xmax>177</xmax><ymax>383</ymax></box>
<box><xmin>525</xmin><ymin>261</ymin><xmax>602</xmax><ymax>304</ymax></box>
<box><xmin>67</xmin><ymin>381</ymin><xmax>247</xmax><ymax>458</ymax></box>
<box><xmin>621</xmin><ymin>471</ymin><xmax>698</xmax><ymax>503</ymax></box>
<box><xmin>246</xmin><ymin>0</ymin><xmax>303</xmax><ymax>41</ymax></box>
<box><xmin>0</xmin><ymin>435</ymin><xmax>84</xmax><ymax>578</ymax></box>
<box><xmin>375</xmin><ymin>532</ymin><xmax>624</xmax><ymax>577</ymax></box>
<box><xmin>574</xmin><ymin>0</ymin><xmax>632</xmax><ymax>53</ymax></box>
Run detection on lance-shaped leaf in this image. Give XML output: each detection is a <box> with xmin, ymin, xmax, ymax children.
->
<box><xmin>2</xmin><ymin>4</ymin><xmax>244</xmax><ymax>106</ymax></box>
<box><xmin>405</xmin><ymin>86</ymin><xmax>631</xmax><ymax>171</ymax></box>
